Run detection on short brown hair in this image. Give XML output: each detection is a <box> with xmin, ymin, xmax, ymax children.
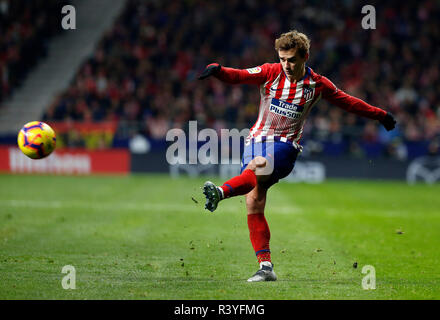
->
<box><xmin>275</xmin><ymin>30</ymin><xmax>310</xmax><ymax>58</ymax></box>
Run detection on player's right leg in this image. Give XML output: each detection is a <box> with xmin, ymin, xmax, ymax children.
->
<box><xmin>245</xmin><ymin>184</ymin><xmax>277</xmax><ymax>282</ymax></box>
<box><xmin>243</xmin><ymin>141</ymin><xmax>300</xmax><ymax>281</ymax></box>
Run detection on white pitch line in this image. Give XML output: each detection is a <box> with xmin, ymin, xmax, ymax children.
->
<box><xmin>0</xmin><ymin>199</ymin><xmax>303</xmax><ymax>215</ymax></box>
<box><xmin>0</xmin><ymin>199</ymin><xmax>196</xmax><ymax>212</ymax></box>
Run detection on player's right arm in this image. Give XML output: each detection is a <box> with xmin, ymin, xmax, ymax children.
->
<box><xmin>198</xmin><ymin>63</ymin><xmax>270</xmax><ymax>85</ymax></box>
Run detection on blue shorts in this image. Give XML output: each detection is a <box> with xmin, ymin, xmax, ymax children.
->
<box><xmin>240</xmin><ymin>140</ymin><xmax>300</xmax><ymax>189</ymax></box>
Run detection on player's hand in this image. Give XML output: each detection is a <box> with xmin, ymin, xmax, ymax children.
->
<box><xmin>198</xmin><ymin>63</ymin><xmax>221</xmax><ymax>80</ymax></box>
<box><xmin>380</xmin><ymin>112</ymin><xmax>396</xmax><ymax>131</ymax></box>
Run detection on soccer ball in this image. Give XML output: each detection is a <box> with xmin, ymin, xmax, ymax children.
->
<box><xmin>17</xmin><ymin>121</ymin><xmax>56</xmax><ymax>159</ymax></box>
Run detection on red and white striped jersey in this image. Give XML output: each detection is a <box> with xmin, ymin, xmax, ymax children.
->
<box><xmin>214</xmin><ymin>63</ymin><xmax>387</xmax><ymax>150</ymax></box>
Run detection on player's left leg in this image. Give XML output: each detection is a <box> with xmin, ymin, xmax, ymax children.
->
<box><xmin>203</xmin><ymin>143</ymin><xmax>272</xmax><ymax>212</ymax></box>
<box><xmin>203</xmin><ymin>168</ymin><xmax>258</xmax><ymax>212</ymax></box>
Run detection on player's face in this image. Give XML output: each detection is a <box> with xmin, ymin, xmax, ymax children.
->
<box><xmin>278</xmin><ymin>48</ymin><xmax>307</xmax><ymax>77</ymax></box>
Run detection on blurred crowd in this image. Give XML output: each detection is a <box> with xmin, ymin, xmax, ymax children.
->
<box><xmin>0</xmin><ymin>0</ymin><xmax>67</xmax><ymax>104</ymax></box>
<box><xmin>42</xmin><ymin>0</ymin><xmax>440</xmax><ymax>159</ymax></box>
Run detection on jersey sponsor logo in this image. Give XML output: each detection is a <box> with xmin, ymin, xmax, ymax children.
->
<box><xmin>246</xmin><ymin>67</ymin><xmax>262</xmax><ymax>74</ymax></box>
<box><xmin>269</xmin><ymin>98</ymin><xmax>303</xmax><ymax>119</ymax></box>
<box><xmin>303</xmin><ymin>87</ymin><xmax>315</xmax><ymax>101</ymax></box>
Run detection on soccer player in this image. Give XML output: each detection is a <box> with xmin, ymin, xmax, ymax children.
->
<box><xmin>198</xmin><ymin>30</ymin><xmax>396</xmax><ymax>282</ymax></box>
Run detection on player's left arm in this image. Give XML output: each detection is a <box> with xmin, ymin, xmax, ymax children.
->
<box><xmin>321</xmin><ymin>76</ymin><xmax>396</xmax><ymax>131</ymax></box>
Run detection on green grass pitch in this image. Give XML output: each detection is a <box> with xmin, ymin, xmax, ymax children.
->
<box><xmin>0</xmin><ymin>173</ymin><xmax>439</xmax><ymax>299</ymax></box>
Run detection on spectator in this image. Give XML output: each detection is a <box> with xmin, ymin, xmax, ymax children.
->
<box><xmin>0</xmin><ymin>0</ymin><xmax>67</xmax><ymax>105</ymax></box>
<box><xmin>42</xmin><ymin>0</ymin><xmax>440</xmax><ymax>159</ymax></box>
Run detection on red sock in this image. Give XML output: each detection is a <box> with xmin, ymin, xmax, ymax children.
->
<box><xmin>220</xmin><ymin>169</ymin><xmax>257</xmax><ymax>199</ymax></box>
<box><xmin>247</xmin><ymin>213</ymin><xmax>271</xmax><ymax>264</ymax></box>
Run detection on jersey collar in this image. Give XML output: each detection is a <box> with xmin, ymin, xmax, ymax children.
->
<box><xmin>283</xmin><ymin>65</ymin><xmax>311</xmax><ymax>83</ymax></box>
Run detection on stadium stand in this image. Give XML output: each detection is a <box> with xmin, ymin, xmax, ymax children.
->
<box><xmin>0</xmin><ymin>0</ymin><xmax>126</xmax><ymax>135</ymax></box>
<box><xmin>7</xmin><ymin>0</ymin><xmax>440</xmax><ymax>159</ymax></box>
<box><xmin>0</xmin><ymin>0</ymin><xmax>67</xmax><ymax>104</ymax></box>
